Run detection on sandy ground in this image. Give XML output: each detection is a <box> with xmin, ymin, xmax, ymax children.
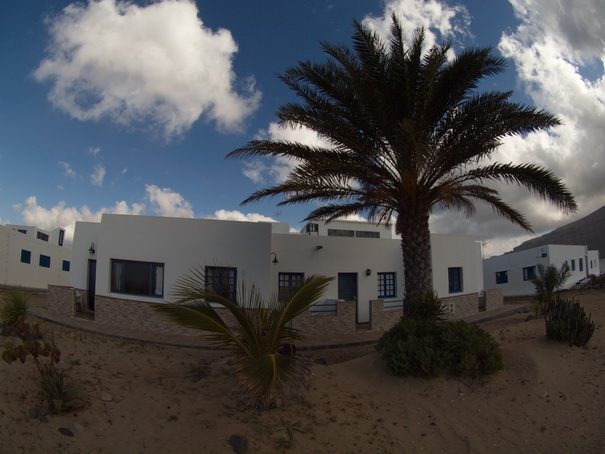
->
<box><xmin>0</xmin><ymin>290</ymin><xmax>603</xmax><ymax>454</ymax></box>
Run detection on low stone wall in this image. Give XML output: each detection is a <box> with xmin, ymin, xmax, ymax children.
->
<box><xmin>444</xmin><ymin>293</ymin><xmax>479</xmax><ymax>319</ymax></box>
<box><xmin>292</xmin><ymin>300</ymin><xmax>356</xmax><ymax>337</ymax></box>
<box><xmin>485</xmin><ymin>288</ymin><xmax>504</xmax><ymax>311</ymax></box>
<box><xmin>48</xmin><ymin>285</ymin><xmax>77</xmax><ymax>317</ymax></box>
<box><xmin>370</xmin><ymin>300</ymin><xmax>401</xmax><ymax>331</ymax></box>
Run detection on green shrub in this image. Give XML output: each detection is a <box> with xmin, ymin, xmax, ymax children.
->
<box><xmin>1</xmin><ymin>290</ymin><xmax>29</xmax><ymax>332</ymax></box>
<box><xmin>376</xmin><ymin>318</ymin><xmax>503</xmax><ymax>378</ymax></box>
<box><xmin>544</xmin><ymin>296</ymin><xmax>595</xmax><ymax>347</ymax></box>
<box><xmin>405</xmin><ymin>291</ymin><xmax>447</xmax><ymax>322</ymax></box>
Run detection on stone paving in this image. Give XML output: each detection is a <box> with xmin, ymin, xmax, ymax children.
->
<box><xmin>28</xmin><ymin>303</ymin><xmax>528</xmax><ymax>352</ymax></box>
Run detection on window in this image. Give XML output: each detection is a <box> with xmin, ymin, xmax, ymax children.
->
<box><xmin>579</xmin><ymin>258</ymin><xmax>583</xmax><ymax>272</ymax></box>
<box><xmin>305</xmin><ymin>223</ymin><xmax>318</xmax><ymax>234</ymax></box>
<box><xmin>58</xmin><ymin>229</ymin><xmax>65</xmax><ymax>247</ymax></box>
<box><xmin>39</xmin><ymin>255</ymin><xmax>51</xmax><ymax>268</ymax></box>
<box><xmin>278</xmin><ymin>273</ymin><xmax>305</xmax><ymax>301</ymax></box>
<box><xmin>356</xmin><ymin>231</ymin><xmax>380</xmax><ymax>238</ymax></box>
<box><xmin>111</xmin><ymin>259</ymin><xmax>164</xmax><ymax>297</ymax></box>
<box><xmin>523</xmin><ymin>266</ymin><xmax>536</xmax><ymax>281</ymax></box>
<box><xmin>20</xmin><ymin>249</ymin><xmax>31</xmax><ymax>264</ymax></box>
<box><xmin>62</xmin><ymin>260</ymin><xmax>70</xmax><ymax>272</ymax></box>
<box><xmin>36</xmin><ymin>231</ymin><xmax>49</xmax><ymax>242</ymax></box>
<box><xmin>18</xmin><ymin>229</ymin><xmax>26</xmax><ymax>234</ymax></box>
<box><xmin>495</xmin><ymin>271</ymin><xmax>508</xmax><ymax>284</ymax></box>
<box><xmin>570</xmin><ymin>260</ymin><xmax>576</xmax><ymax>271</ymax></box>
<box><xmin>448</xmin><ymin>267</ymin><xmax>463</xmax><ymax>293</ymax></box>
<box><xmin>377</xmin><ymin>272</ymin><xmax>396</xmax><ymax>298</ymax></box>
<box><xmin>205</xmin><ymin>266</ymin><xmax>237</xmax><ymax>300</ymax></box>
<box><xmin>327</xmin><ymin>229</ymin><xmax>355</xmax><ymax>237</ymax></box>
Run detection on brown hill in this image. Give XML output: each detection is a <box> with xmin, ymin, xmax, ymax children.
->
<box><xmin>512</xmin><ymin>205</ymin><xmax>605</xmax><ymax>255</ymax></box>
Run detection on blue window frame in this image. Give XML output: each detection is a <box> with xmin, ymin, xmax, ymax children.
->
<box><xmin>20</xmin><ymin>249</ymin><xmax>31</xmax><ymax>264</ymax></box>
<box><xmin>278</xmin><ymin>272</ymin><xmax>304</xmax><ymax>301</ymax></box>
<box><xmin>62</xmin><ymin>260</ymin><xmax>70</xmax><ymax>272</ymax></box>
<box><xmin>36</xmin><ymin>231</ymin><xmax>49</xmax><ymax>242</ymax></box>
<box><xmin>495</xmin><ymin>271</ymin><xmax>508</xmax><ymax>284</ymax></box>
<box><xmin>205</xmin><ymin>266</ymin><xmax>237</xmax><ymax>300</ymax></box>
<box><xmin>523</xmin><ymin>266</ymin><xmax>536</xmax><ymax>281</ymax></box>
<box><xmin>377</xmin><ymin>272</ymin><xmax>396</xmax><ymax>298</ymax></box>
<box><xmin>39</xmin><ymin>255</ymin><xmax>51</xmax><ymax>268</ymax></box>
<box><xmin>448</xmin><ymin>267</ymin><xmax>463</xmax><ymax>293</ymax></box>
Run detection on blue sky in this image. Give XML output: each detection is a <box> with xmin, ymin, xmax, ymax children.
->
<box><xmin>1</xmin><ymin>0</ymin><xmax>604</xmax><ymax>257</ymax></box>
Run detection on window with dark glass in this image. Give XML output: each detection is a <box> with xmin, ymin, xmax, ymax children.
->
<box><xmin>39</xmin><ymin>255</ymin><xmax>51</xmax><ymax>268</ymax></box>
<box><xmin>58</xmin><ymin>229</ymin><xmax>65</xmax><ymax>246</ymax></box>
<box><xmin>356</xmin><ymin>231</ymin><xmax>380</xmax><ymax>238</ymax></box>
<box><xmin>62</xmin><ymin>260</ymin><xmax>70</xmax><ymax>272</ymax></box>
<box><xmin>205</xmin><ymin>266</ymin><xmax>237</xmax><ymax>300</ymax></box>
<box><xmin>523</xmin><ymin>266</ymin><xmax>536</xmax><ymax>281</ymax></box>
<box><xmin>36</xmin><ymin>231</ymin><xmax>49</xmax><ymax>242</ymax></box>
<box><xmin>579</xmin><ymin>258</ymin><xmax>583</xmax><ymax>272</ymax></box>
<box><xmin>20</xmin><ymin>249</ymin><xmax>31</xmax><ymax>264</ymax></box>
<box><xmin>495</xmin><ymin>271</ymin><xmax>508</xmax><ymax>284</ymax></box>
<box><xmin>111</xmin><ymin>259</ymin><xmax>164</xmax><ymax>297</ymax></box>
<box><xmin>327</xmin><ymin>229</ymin><xmax>355</xmax><ymax>237</ymax></box>
<box><xmin>377</xmin><ymin>272</ymin><xmax>396</xmax><ymax>298</ymax></box>
<box><xmin>448</xmin><ymin>267</ymin><xmax>463</xmax><ymax>293</ymax></box>
<box><xmin>278</xmin><ymin>272</ymin><xmax>305</xmax><ymax>301</ymax></box>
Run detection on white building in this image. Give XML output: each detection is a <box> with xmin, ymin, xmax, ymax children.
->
<box><xmin>48</xmin><ymin>214</ymin><xmax>498</xmax><ymax>335</ymax></box>
<box><xmin>0</xmin><ymin>224</ymin><xmax>71</xmax><ymax>290</ymax></box>
<box><xmin>483</xmin><ymin>245</ymin><xmax>600</xmax><ymax>297</ymax></box>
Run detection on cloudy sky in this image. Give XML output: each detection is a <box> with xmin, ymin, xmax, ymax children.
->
<box><xmin>1</xmin><ymin>0</ymin><xmax>604</xmax><ymax>257</ymax></box>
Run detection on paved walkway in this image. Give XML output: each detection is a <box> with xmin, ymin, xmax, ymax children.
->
<box><xmin>28</xmin><ymin>304</ymin><xmax>528</xmax><ymax>351</ymax></box>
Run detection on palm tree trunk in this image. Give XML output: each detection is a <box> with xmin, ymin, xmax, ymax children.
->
<box><xmin>397</xmin><ymin>210</ymin><xmax>433</xmax><ymax>311</ymax></box>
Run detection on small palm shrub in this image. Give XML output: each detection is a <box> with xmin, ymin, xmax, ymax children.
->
<box><xmin>2</xmin><ymin>322</ymin><xmax>82</xmax><ymax>413</ymax></box>
<box><xmin>544</xmin><ymin>296</ymin><xmax>595</xmax><ymax>347</ymax></box>
<box><xmin>405</xmin><ymin>291</ymin><xmax>447</xmax><ymax>322</ymax></box>
<box><xmin>376</xmin><ymin>318</ymin><xmax>503</xmax><ymax>378</ymax></box>
<box><xmin>154</xmin><ymin>270</ymin><xmax>332</xmax><ymax>409</ymax></box>
<box><xmin>1</xmin><ymin>290</ymin><xmax>29</xmax><ymax>333</ymax></box>
<box><xmin>531</xmin><ymin>263</ymin><xmax>571</xmax><ymax>316</ymax></box>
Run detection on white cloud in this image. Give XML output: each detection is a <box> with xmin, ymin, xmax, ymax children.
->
<box><xmin>34</xmin><ymin>0</ymin><xmax>261</xmax><ymax>140</ymax></box>
<box><xmin>91</xmin><ymin>165</ymin><xmax>106</xmax><ymax>187</ymax></box>
<box><xmin>16</xmin><ymin>195</ymin><xmax>145</xmax><ymax>243</ymax></box>
<box><xmin>88</xmin><ymin>146</ymin><xmax>101</xmax><ymax>156</ymax></box>
<box><xmin>208</xmin><ymin>209</ymin><xmax>278</xmax><ymax>223</ymax></box>
<box><xmin>58</xmin><ymin>161</ymin><xmax>77</xmax><ymax>178</ymax></box>
<box><xmin>145</xmin><ymin>184</ymin><xmax>194</xmax><ymax>218</ymax></box>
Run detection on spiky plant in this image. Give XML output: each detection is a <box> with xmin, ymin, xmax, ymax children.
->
<box><xmin>1</xmin><ymin>290</ymin><xmax>29</xmax><ymax>334</ymax></box>
<box><xmin>154</xmin><ymin>270</ymin><xmax>332</xmax><ymax>409</ymax></box>
<box><xmin>531</xmin><ymin>263</ymin><xmax>571</xmax><ymax>316</ymax></box>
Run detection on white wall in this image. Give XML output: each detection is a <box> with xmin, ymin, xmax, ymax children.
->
<box><xmin>0</xmin><ymin>224</ymin><xmax>71</xmax><ymax>289</ymax></box>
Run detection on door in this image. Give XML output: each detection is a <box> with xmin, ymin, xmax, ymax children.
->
<box><xmin>87</xmin><ymin>259</ymin><xmax>96</xmax><ymax>312</ymax></box>
<box><xmin>338</xmin><ymin>273</ymin><xmax>359</xmax><ymax>322</ymax></box>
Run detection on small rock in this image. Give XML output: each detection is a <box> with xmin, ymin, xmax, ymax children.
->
<box><xmin>38</xmin><ymin>416</ymin><xmax>49</xmax><ymax>423</ymax></box>
<box><xmin>540</xmin><ymin>391</ymin><xmax>549</xmax><ymax>399</ymax></box>
<box><xmin>228</xmin><ymin>434</ymin><xmax>248</xmax><ymax>453</ymax></box>
<box><xmin>58</xmin><ymin>427</ymin><xmax>74</xmax><ymax>437</ymax></box>
<box><xmin>28</xmin><ymin>408</ymin><xmax>38</xmax><ymax>419</ymax></box>
<box><xmin>72</xmin><ymin>422</ymin><xmax>85</xmax><ymax>433</ymax></box>
<box><xmin>100</xmin><ymin>393</ymin><xmax>113</xmax><ymax>402</ymax></box>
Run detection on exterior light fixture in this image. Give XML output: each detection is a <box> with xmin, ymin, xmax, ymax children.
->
<box><xmin>88</xmin><ymin>243</ymin><xmax>96</xmax><ymax>255</ymax></box>
<box><xmin>271</xmin><ymin>252</ymin><xmax>279</xmax><ymax>264</ymax></box>
<box><xmin>316</xmin><ymin>245</ymin><xmax>323</xmax><ymax>250</ymax></box>
<box><xmin>366</xmin><ymin>268</ymin><xmax>372</xmax><ymax>276</ymax></box>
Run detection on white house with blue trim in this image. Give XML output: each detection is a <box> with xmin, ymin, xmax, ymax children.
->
<box><xmin>483</xmin><ymin>244</ymin><xmax>600</xmax><ymax>297</ymax></box>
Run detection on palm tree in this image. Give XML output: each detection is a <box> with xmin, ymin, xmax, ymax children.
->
<box><xmin>531</xmin><ymin>263</ymin><xmax>571</xmax><ymax>316</ymax></box>
<box><xmin>154</xmin><ymin>269</ymin><xmax>332</xmax><ymax>409</ymax></box>
<box><xmin>228</xmin><ymin>15</ymin><xmax>577</xmax><ymax>306</ymax></box>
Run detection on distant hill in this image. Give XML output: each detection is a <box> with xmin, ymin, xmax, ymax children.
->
<box><xmin>512</xmin><ymin>205</ymin><xmax>605</xmax><ymax>256</ymax></box>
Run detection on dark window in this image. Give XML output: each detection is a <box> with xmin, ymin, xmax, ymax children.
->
<box><xmin>18</xmin><ymin>229</ymin><xmax>26</xmax><ymax>234</ymax></box>
<box><xmin>111</xmin><ymin>259</ymin><xmax>164</xmax><ymax>297</ymax></box>
<box><xmin>570</xmin><ymin>260</ymin><xmax>575</xmax><ymax>271</ymax></box>
<box><xmin>205</xmin><ymin>266</ymin><xmax>237</xmax><ymax>300</ymax></box>
<box><xmin>278</xmin><ymin>272</ymin><xmax>305</xmax><ymax>301</ymax></box>
<box><xmin>377</xmin><ymin>272</ymin><xmax>396</xmax><ymax>298</ymax></box>
<box><xmin>20</xmin><ymin>249</ymin><xmax>31</xmax><ymax>264</ymax></box>
<box><xmin>579</xmin><ymin>258</ymin><xmax>583</xmax><ymax>272</ymax></box>
<box><xmin>36</xmin><ymin>231</ymin><xmax>49</xmax><ymax>242</ymax></box>
<box><xmin>523</xmin><ymin>266</ymin><xmax>536</xmax><ymax>281</ymax></box>
<box><xmin>39</xmin><ymin>255</ymin><xmax>51</xmax><ymax>268</ymax></box>
<box><xmin>495</xmin><ymin>271</ymin><xmax>508</xmax><ymax>284</ymax></box>
<box><xmin>356</xmin><ymin>231</ymin><xmax>380</xmax><ymax>238</ymax></box>
<box><xmin>327</xmin><ymin>229</ymin><xmax>354</xmax><ymax>237</ymax></box>
<box><xmin>306</xmin><ymin>223</ymin><xmax>318</xmax><ymax>233</ymax></box>
<box><xmin>58</xmin><ymin>229</ymin><xmax>65</xmax><ymax>246</ymax></box>
<box><xmin>448</xmin><ymin>267</ymin><xmax>463</xmax><ymax>293</ymax></box>
<box><xmin>62</xmin><ymin>260</ymin><xmax>70</xmax><ymax>272</ymax></box>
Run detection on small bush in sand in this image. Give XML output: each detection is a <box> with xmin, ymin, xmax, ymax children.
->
<box><xmin>1</xmin><ymin>322</ymin><xmax>82</xmax><ymax>413</ymax></box>
<box><xmin>0</xmin><ymin>290</ymin><xmax>29</xmax><ymax>334</ymax></box>
<box><xmin>377</xmin><ymin>318</ymin><xmax>503</xmax><ymax>378</ymax></box>
<box><xmin>544</xmin><ymin>296</ymin><xmax>595</xmax><ymax>347</ymax></box>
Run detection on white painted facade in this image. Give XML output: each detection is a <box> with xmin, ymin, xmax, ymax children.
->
<box><xmin>0</xmin><ymin>223</ymin><xmax>71</xmax><ymax>289</ymax></box>
<box><xmin>70</xmin><ymin>214</ymin><xmax>484</xmax><ymax>323</ymax></box>
<box><xmin>483</xmin><ymin>245</ymin><xmax>600</xmax><ymax>297</ymax></box>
